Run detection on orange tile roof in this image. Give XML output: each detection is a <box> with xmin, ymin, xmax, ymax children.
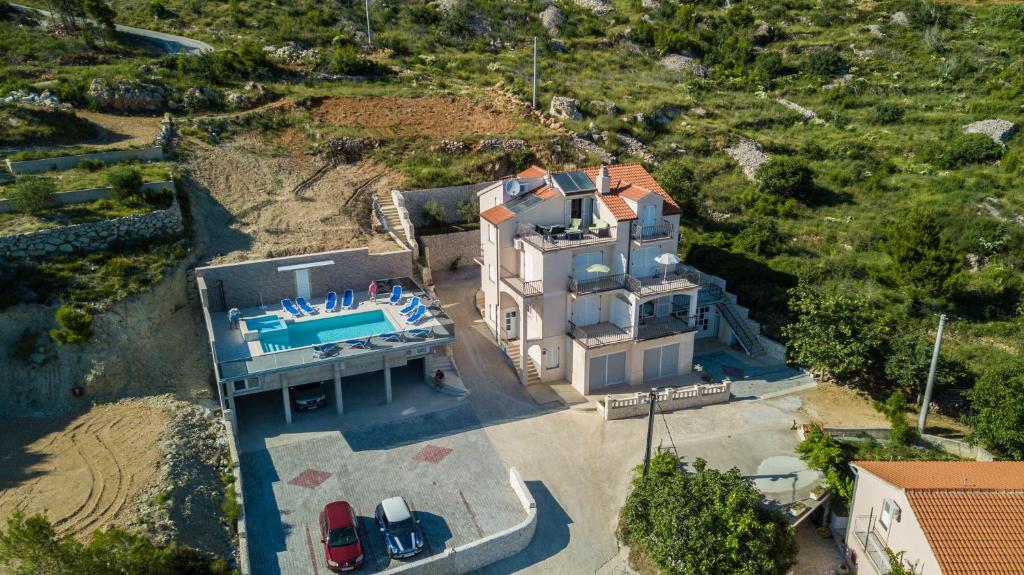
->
<box><xmin>854</xmin><ymin>461</ymin><xmax>1024</xmax><ymax>490</ymax></box>
<box><xmin>535</xmin><ymin>186</ymin><xmax>559</xmax><ymax>200</ymax></box>
<box><xmin>583</xmin><ymin>163</ymin><xmax>681</xmax><ymax>215</ymax></box>
<box><xmin>480</xmin><ymin>204</ymin><xmax>514</xmax><ymax>225</ymax></box>
<box><xmin>517</xmin><ymin>165</ymin><xmax>548</xmax><ymax>178</ymax></box>
<box><xmin>599</xmin><ymin>194</ymin><xmax>637</xmax><ymax>221</ymax></box>
<box><xmin>854</xmin><ymin>461</ymin><xmax>1024</xmax><ymax>575</ymax></box>
<box><xmin>618</xmin><ymin>183</ymin><xmax>654</xmax><ymax>202</ymax></box>
<box><xmin>906</xmin><ymin>490</ymin><xmax>1024</xmax><ymax>575</ymax></box>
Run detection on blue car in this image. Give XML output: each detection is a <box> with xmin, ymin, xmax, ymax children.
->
<box><xmin>374</xmin><ymin>496</ymin><xmax>424</xmax><ymax>559</ymax></box>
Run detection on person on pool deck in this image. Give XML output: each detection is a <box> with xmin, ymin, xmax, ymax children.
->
<box><xmin>228</xmin><ymin>307</ymin><xmax>240</xmax><ymax>329</ymax></box>
<box><xmin>368</xmin><ymin>280</ymin><xmax>378</xmax><ymax>302</ymax></box>
<box><xmin>433</xmin><ymin>369</ymin><xmax>445</xmax><ymax>388</ymax></box>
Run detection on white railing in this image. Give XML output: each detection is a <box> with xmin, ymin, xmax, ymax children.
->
<box><xmin>601</xmin><ymin>381</ymin><xmax>731</xmax><ymax>420</ymax></box>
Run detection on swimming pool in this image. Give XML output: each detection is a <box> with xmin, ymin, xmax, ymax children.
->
<box><xmin>249</xmin><ymin>310</ymin><xmax>397</xmax><ymax>353</ymax></box>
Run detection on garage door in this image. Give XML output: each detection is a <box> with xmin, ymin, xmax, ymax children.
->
<box><xmin>589</xmin><ymin>351</ymin><xmax>627</xmax><ymax>390</ymax></box>
<box><xmin>643</xmin><ymin>344</ymin><xmax>679</xmax><ymax>381</ymax></box>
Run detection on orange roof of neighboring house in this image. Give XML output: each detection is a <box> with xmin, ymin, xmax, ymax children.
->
<box><xmin>480</xmin><ymin>204</ymin><xmax>515</xmax><ymax>225</ymax></box>
<box><xmin>518</xmin><ymin>165</ymin><xmax>548</xmax><ymax>178</ymax></box>
<box><xmin>853</xmin><ymin>461</ymin><xmax>1024</xmax><ymax>491</ymax></box>
<box><xmin>853</xmin><ymin>461</ymin><xmax>1024</xmax><ymax>575</ymax></box>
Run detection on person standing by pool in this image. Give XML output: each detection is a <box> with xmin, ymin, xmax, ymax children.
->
<box><xmin>368</xmin><ymin>280</ymin><xmax>378</xmax><ymax>302</ymax></box>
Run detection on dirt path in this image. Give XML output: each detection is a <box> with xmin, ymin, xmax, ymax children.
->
<box><xmin>182</xmin><ymin>136</ymin><xmax>401</xmax><ymax>264</ymax></box>
<box><xmin>0</xmin><ymin>399</ymin><xmax>168</xmax><ymax>540</ymax></box>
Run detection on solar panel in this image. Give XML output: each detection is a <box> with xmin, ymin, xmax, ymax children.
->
<box><xmin>551</xmin><ymin>171</ymin><xmax>596</xmax><ymax>195</ymax></box>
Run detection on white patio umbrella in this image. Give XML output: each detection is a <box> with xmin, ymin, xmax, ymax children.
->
<box><xmin>654</xmin><ymin>253</ymin><xmax>681</xmax><ymax>280</ymax></box>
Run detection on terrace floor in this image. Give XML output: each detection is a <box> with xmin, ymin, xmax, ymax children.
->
<box><xmin>211</xmin><ymin>288</ymin><xmax>443</xmax><ymax>364</ymax></box>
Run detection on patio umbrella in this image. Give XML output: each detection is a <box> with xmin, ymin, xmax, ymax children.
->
<box><xmin>586</xmin><ymin>263</ymin><xmax>611</xmax><ymax>274</ymax></box>
<box><xmin>654</xmin><ymin>253</ymin><xmax>681</xmax><ymax>280</ymax></box>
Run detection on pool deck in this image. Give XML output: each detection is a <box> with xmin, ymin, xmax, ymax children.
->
<box><xmin>211</xmin><ymin>289</ymin><xmax>443</xmax><ymax>364</ymax></box>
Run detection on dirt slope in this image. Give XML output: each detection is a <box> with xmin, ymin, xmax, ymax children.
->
<box><xmin>310</xmin><ymin>95</ymin><xmax>521</xmax><ymax>138</ymax></box>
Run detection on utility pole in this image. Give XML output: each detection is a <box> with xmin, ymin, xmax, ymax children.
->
<box><xmin>365</xmin><ymin>0</ymin><xmax>372</xmax><ymax>48</ymax></box>
<box><xmin>917</xmin><ymin>314</ymin><xmax>948</xmax><ymax>434</ymax></box>
<box><xmin>642</xmin><ymin>388</ymin><xmax>657</xmax><ymax>480</ymax></box>
<box><xmin>532</xmin><ymin>37</ymin><xmax>538</xmax><ymax>110</ymax></box>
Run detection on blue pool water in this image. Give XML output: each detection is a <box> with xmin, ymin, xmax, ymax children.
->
<box><xmin>250</xmin><ymin>310</ymin><xmax>396</xmax><ymax>353</ymax></box>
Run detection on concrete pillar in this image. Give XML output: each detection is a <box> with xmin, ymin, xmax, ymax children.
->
<box><xmin>384</xmin><ymin>361</ymin><xmax>393</xmax><ymax>404</ymax></box>
<box><xmin>334</xmin><ymin>363</ymin><xmax>344</xmax><ymax>415</ymax></box>
<box><xmin>226</xmin><ymin>395</ymin><xmax>239</xmax><ymax>432</ymax></box>
<box><xmin>688</xmin><ymin>292</ymin><xmax>699</xmax><ymax>325</ymax></box>
<box><xmin>519</xmin><ymin>304</ymin><xmax>528</xmax><ymax>385</ymax></box>
<box><xmin>282</xmin><ymin>385</ymin><xmax>292</xmax><ymax>424</ymax></box>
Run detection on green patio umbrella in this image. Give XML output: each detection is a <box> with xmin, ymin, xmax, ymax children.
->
<box><xmin>586</xmin><ymin>263</ymin><xmax>611</xmax><ymax>274</ymax></box>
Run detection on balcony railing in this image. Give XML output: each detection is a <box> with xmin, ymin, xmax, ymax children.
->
<box><xmin>635</xmin><ymin>314</ymin><xmax>697</xmax><ymax>340</ymax></box>
<box><xmin>568</xmin><ymin>273</ymin><xmax>626</xmax><ymax>295</ymax></box>
<box><xmin>626</xmin><ymin>263</ymin><xmax>704</xmax><ymax>297</ymax></box>
<box><xmin>501</xmin><ymin>267</ymin><xmax>542</xmax><ymax>297</ymax></box>
<box><xmin>569</xmin><ymin>315</ymin><xmax>697</xmax><ymax>348</ymax></box>
<box><xmin>516</xmin><ymin>222</ymin><xmax>615</xmax><ymax>251</ymax></box>
<box><xmin>631</xmin><ymin>219</ymin><xmax>673</xmax><ymax>242</ymax></box>
<box><xmin>852</xmin><ymin>515</ymin><xmax>892</xmax><ymax>575</ymax></box>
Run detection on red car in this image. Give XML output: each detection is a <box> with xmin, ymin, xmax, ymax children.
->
<box><xmin>318</xmin><ymin>501</ymin><xmax>364</xmax><ymax>572</ymax></box>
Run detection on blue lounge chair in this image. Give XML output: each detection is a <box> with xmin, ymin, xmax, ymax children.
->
<box><xmin>405</xmin><ymin>304</ymin><xmax>426</xmax><ymax>325</ymax></box>
<box><xmin>380</xmin><ymin>332</ymin><xmax>404</xmax><ymax>343</ymax></box>
<box><xmin>408</xmin><ymin>328</ymin><xmax>433</xmax><ymax>339</ymax></box>
<box><xmin>312</xmin><ymin>343</ymin><xmax>339</xmax><ymax>359</ymax></box>
<box><xmin>342</xmin><ymin>289</ymin><xmax>354</xmax><ymax>310</ymax></box>
<box><xmin>400</xmin><ymin>296</ymin><xmax>421</xmax><ymax>316</ymax></box>
<box><xmin>388</xmin><ymin>285</ymin><xmax>403</xmax><ymax>305</ymax></box>
<box><xmin>282</xmin><ymin>299</ymin><xmax>302</xmax><ymax>317</ymax></box>
<box><xmin>296</xmin><ymin>297</ymin><xmax>317</xmax><ymax>315</ymax></box>
<box><xmin>344</xmin><ymin>337</ymin><xmax>370</xmax><ymax>349</ymax></box>
<box><xmin>324</xmin><ymin>291</ymin><xmax>338</xmax><ymax>312</ymax></box>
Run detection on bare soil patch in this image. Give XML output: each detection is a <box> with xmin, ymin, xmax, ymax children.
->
<box><xmin>310</xmin><ymin>95</ymin><xmax>521</xmax><ymax>138</ymax></box>
<box><xmin>76</xmin><ymin>111</ymin><xmax>162</xmax><ymax>148</ymax></box>
<box><xmin>182</xmin><ymin>138</ymin><xmax>401</xmax><ymax>264</ymax></box>
<box><xmin>0</xmin><ymin>399</ymin><xmax>168</xmax><ymax>540</ymax></box>
<box><xmin>797</xmin><ymin>384</ymin><xmax>891</xmax><ymax>428</ymax></box>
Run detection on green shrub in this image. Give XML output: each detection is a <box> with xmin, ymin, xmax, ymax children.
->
<box><xmin>11</xmin><ymin>329</ymin><xmax>40</xmax><ymax>364</ymax></box>
<box><xmin>422</xmin><ymin>199</ymin><xmax>448</xmax><ymax>225</ymax></box>
<box><xmin>804</xmin><ymin>47</ymin><xmax>847</xmax><ymax>77</ymax></box>
<box><xmin>752</xmin><ymin>51</ymin><xmax>786</xmax><ymax>84</ymax></box>
<box><xmin>881</xmin><ymin>208</ymin><xmax>961</xmax><ymax>295</ymax></box>
<box><xmin>220</xmin><ymin>470</ymin><xmax>241</xmax><ymax>531</ymax></box>
<box><xmin>105</xmin><ymin>166</ymin><xmax>143</xmax><ymax>201</ymax></box>
<box><xmin>756</xmin><ymin>157</ymin><xmax>816</xmax><ymax>202</ymax></box>
<box><xmin>796</xmin><ymin>428</ymin><xmax>855</xmax><ymax>504</ymax></box>
<box><xmin>967</xmin><ymin>360</ymin><xmax>1024</xmax><ymax>460</ymax></box>
<box><xmin>921</xmin><ymin>133</ymin><xmax>1003</xmax><ymax>168</ymax></box>
<box><xmin>50</xmin><ymin>305</ymin><xmax>94</xmax><ymax>345</ymax></box>
<box><xmin>900</xmin><ymin>0</ymin><xmax>955</xmax><ymax>28</ymax></box>
<box><xmin>455</xmin><ymin>197</ymin><xmax>479</xmax><ymax>222</ymax></box>
<box><xmin>654</xmin><ymin>159</ymin><xmax>699</xmax><ymax>216</ymax></box>
<box><xmin>9</xmin><ymin>176</ymin><xmax>58</xmax><ymax>213</ymax></box>
<box><xmin>874</xmin><ymin>391</ymin><xmax>919</xmax><ymax>445</ymax></box>
<box><xmin>322</xmin><ymin>45</ymin><xmax>389</xmax><ymax>76</ymax></box>
<box><xmin>871</xmin><ymin>102</ymin><xmax>905</xmax><ymax>124</ymax></box>
<box><xmin>990</xmin><ymin>4</ymin><xmax>1024</xmax><ymax>31</ymax></box>
<box><xmin>733</xmin><ymin>217</ymin><xmax>785</xmax><ymax>258</ymax></box>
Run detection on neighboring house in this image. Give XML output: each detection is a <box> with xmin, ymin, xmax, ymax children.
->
<box><xmin>477</xmin><ymin>163</ymin><xmax>765</xmax><ymax>394</ymax></box>
<box><xmin>846</xmin><ymin>460</ymin><xmax>1024</xmax><ymax>575</ymax></box>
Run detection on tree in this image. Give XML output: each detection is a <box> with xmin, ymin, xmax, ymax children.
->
<box><xmin>105</xmin><ymin>166</ymin><xmax>143</xmax><ymax>202</ymax></box>
<box><xmin>921</xmin><ymin>133</ymin><xmax>1003</xmax><ymax>169</ymax></box>
<box><xmin>422</xmin><ymin>199</ymin><xmax>448</xmax><ymax>226</ymax></box>
<box><xmin>967</xmin><ymin>361</ymin><xmax>1024</xmax><ymax>460</ymax></box>
<box><xmin>455</xmin><ymin>196</ymin><xmax>479</xmax><ymax>222</ymax></box>
<box><xmin>619</xmin><ymin>451</ymin><xmax>798</xmax><ymax>575</ymax></box>
<box><xmin>804</xmin><ymin>47</ymin><xmax>847</xmax><ymax>77</ymax></box>
<box><xmin>9</xmin><ymin>176</ymin><xmax>58</xmax><ymax>213</ymax></box>
<box><xmin>654</xmin><ymin>159</ymin><xmax>699</xmax><ymax>216</ymax></box>
<box><xmin>781</xmin><ymin>283</ymin><xmax>886</xmax><ymax>383</ymax></box>
<box><xmin>81</xmin><ymin>0</ymin><xmax>116</xmax><ymax>35</ymax></box>
<box><xmin>796</xmin><ymin>427</ymin><xmax>854</xmax><ymax>504</ymax></box>
<box><xmin>49</xmin><ymin>305</ymin><xmax>94</xmax><ymax>345</ymax></box>
<box><xmin>884</xmin><ymin>332</ymin><xmax>967</xmax><ymax>399</ymax></box>
<box><xmin>881</xmin><ymin>208</ymin><xmax>960</xmax><ymax>295</ymax></box>
<box><xmin>733</xmin><ymin>217</ymin><xmax>784</xmax><ymax>258</ymax></box>
<box><xmin>756</xmin><ymin>157</ymin><xmax>816</xmax><ymax>203</ymax></box>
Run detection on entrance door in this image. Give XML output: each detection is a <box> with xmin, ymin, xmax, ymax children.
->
<box><xmin>611</xmin><ymin>296</ymin><xmax>631</xmax><ymax>330</ymax></box>
<box><xmin>295</xmin><ymin>269</ymin><xmax>311</xmax><ymax>300</ymax></box>
<box><xmin>642</xmin><ymin>204</ymin><xmax>657</xmax><ymax>233</ymax></box>
<box><xmin>504</xmin><ymin>309</ymin><xmax>519</xmax><ymax>339</ymax></box>
<box><xmin>573</xmin><ymin>295</ymin><xmax>601</xmax><ymax>326</ymax></box>
<box><xmin>644</xmin><ymin>343</ymin><xmax>679</xmax><ymax>381</ymax></box>
<box><xmin>696</xmin><ymin>305</ymin><xmax>717</xmax><ymax>339</ymax></box>
<box><xmin>546</xmin><ymin>345</ymin><xmax>560</xmax><ymax>369</ymax></box>
<box><xmin>573</xmin><ymin>251</ymin><xmax>603</xmax><ymax>281</ymax></box>
<box><xmin>631</xmin><ymin>246</ymin><xmax>657</xmax><ymax>278</ymax></box>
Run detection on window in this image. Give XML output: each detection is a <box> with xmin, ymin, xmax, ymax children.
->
<box><xmin>697</xmin><ymin>305</ymin><xmax>711</xmax><ymax>331</ymax></box>
<box><xmin>489</xmin><ymin>264</ymin><xmax>496</xmax><ymax>282</ymax></box>
<box><xmin>570</xmin><ymin>198</ymin><xmax>582</xmax><ymax>219</ymax></box>
<box><xmin>488</xmin><ymin>222</ymin><xmax>496</xmax><ymax>243</ymax></box>
<box><xmin>879</xmin><ymin>499</ymin><xmax>900</xmax><ymax>531</ymax></box>
<box><xmin>233</xmin><ymin>378</ymin><xmax>260</xmax><ymax>393</ymax></box>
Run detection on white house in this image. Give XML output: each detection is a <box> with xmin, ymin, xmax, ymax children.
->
<box><xmin>477</xmin><ymin>163</ymin><xmax>764</xmax><ymax>394</ymax></box>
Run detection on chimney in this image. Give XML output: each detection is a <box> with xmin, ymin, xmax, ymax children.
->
<box><xmin>598</xmin><ymin>164</ymin><xmax>611</xmax><ymax>195</ymax></box>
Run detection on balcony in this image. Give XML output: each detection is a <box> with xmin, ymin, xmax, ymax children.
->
<box><xmin>568</xmin><ymin>273</ymin><xmax>626</xmax><ymax>295</ymax></box>
<box><xmin>501</xmin><ymin>267</ymin><xmax>542</xmax><ymax>297</ymax></box>
<box><xmin>635</xmin><ymin>314</ymin><xmax>696</xmax><ymax>340</ymax></box>
<box><xmin>517</xmin><ymin>222</ymin><xmax>615</xmax><ymax>252</ymax></box>
<box><xmin>626</xmin><ymin>264</ymin><xmax>704</xmax><ymax>297</ymax></box>
<box><xmin>851</xmin><ymin>515</ymin><xmax>893</xmax><ymax>575</ymax></box>
<box><xmin>569</xmin><ymin>315</ymin><xmax>696</xmax><ymax>348</ymax></box>
<box><xmin>631</xmin><ymin>219</ymin><xmax>674</xmax><ymax>242</ymax></box>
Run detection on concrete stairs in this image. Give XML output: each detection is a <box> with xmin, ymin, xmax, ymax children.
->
<box><xmin>504</xmin><ymin>339</ymin><xmax>542</xmax><ymax>386</ymax></box>
<box><xmin>373</xmin><ymin>192</ymin><xmax>411</xmax><ymax>247</ymax></box>
<box><xmin>698</xmin><ymin>284</ymin><xmax>766</xmax><ymax>358</ymax></box>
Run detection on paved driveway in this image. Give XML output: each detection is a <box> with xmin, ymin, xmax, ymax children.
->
<box><xmin>236</xmin><ymin>366</ymin><xmax>525</xmax><ymax>575</ymax></box>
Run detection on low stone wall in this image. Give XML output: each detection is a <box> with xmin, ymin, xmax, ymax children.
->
<box><xmin>823</xmin><ymin>428</ymin><xmax>995</xmax><ymax>461</ymax></box>
<box><xmin>420</xmin><ymin>229</ymin><xmax>480</xmax><ymax>274</ymax></box>
<box><xmin>398</xmin><ymin>182</ymin><xmax>494</xmax><ymax>228</ymax></box>
<box><xmin>599</xmin><ymin>381</ymin><xmax>731</xmax><ymax>421</ymax></box>
<box><xmin>6</xmin><ymin>146</ymin><xmax>165</xmax><ymax>175</ymax></box>
<box><xmin>222</xmin><ymin>414</ymin><xmax>250</xmax><ymax>575</ymax></box>
<box><xmin>383</xmin><ymin>467</ymin><xmax>537</xmax><ymax>575</ymax></box>
<box><xmin>0</xmin><ymin>198</ymin><xmax>183</xmax><ymax>258</ymax></box>
<box><xmin>0</xmin><ymin>180</ymin><xmax>175</xmax><ymax>213</ymax></box>
<box><xmin>195</xmin><ymin>247</ymin><xmax>414</xmax><ymax>312</ymax></box>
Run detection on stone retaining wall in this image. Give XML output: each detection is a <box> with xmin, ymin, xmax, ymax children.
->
<box><xmin>399</xmin><ymin>182</ymin><xmax>494</xmax><ymax>227</ymax></box>
<box><xmin>420</xmin><ymin>229</ymin><xmax>480</xmax><ymax>274</ymax></box>
<box><xmin>0</xmin><ymin>198</ymin><xmax>183</xmax><ymax>258</ymax></box>
<box><xmin>383</xmin><ymin>467</ymin><xmax>537</xmax><ymax>575</ymax></box>
<box><xmin>598</xmin><ymin>381</ymin><xmax>731</xmax><ymax>421</ymax></box>
<box><xmin>6</xmin><ymin>146</ymin><xmax>165</xmax><ymax>175</ymax></box>
<box><xmin>0</xmin><ymin>180</ymin><xmax>175</xmax><ymax>213</ymax></box>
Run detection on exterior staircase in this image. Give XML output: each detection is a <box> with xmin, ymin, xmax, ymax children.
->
<box><xmin>372</xmin><ymin>192</ymin><xmax>411</xmax><ymax>247</ymax></box>
<box><xmin>504</xmin><ymin>338</ymin><xmax>542</xmax><ymax>386</ymax></box>
<box><xmin>697</xmin><ymin>284</ymin><xmax>766</xmax><ymax>358</ymax></box>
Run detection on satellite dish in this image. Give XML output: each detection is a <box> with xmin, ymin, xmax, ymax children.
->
<box><xmin>504</xmin><ymin>179</ymin><xmax>524</xmax><ymax>197</ymax></box>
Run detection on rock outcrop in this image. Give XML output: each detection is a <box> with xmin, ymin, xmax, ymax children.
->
<box><xmin>660</xmin><ymin>53</ymin><xmax>707</xmax><ymax>78</ymax></box>
<box><xmin>890</xmin><ymin>11</ymin><xmax>909</xmax><ymax>27</ymax></box>
<box><xmin>88</xmin><ymin>79</ymin><xmax>165</xmax><ymax>113</ymax></box>
<box><xmin>961</xmin><ymin>119</ymin><xmax>1017</xmax><ymax>146</ymax></box>
<box><xmin>225</xmin><ymin>82</ymin><xmax>275</xmax><ymax>108</ymax></box>
<box><xmin>725</xmin><ymin>137</ymin><xmax>771</xmax><ymax>180</ymax></box>
<box><xmin>549</xmin><ymin>96</ymin><xmax>582</xmax><ymax>121</ymax></box>
<box><xmin>539</xmin><ymin>5</ymin><xmax>565</xmax><ymax>37</ymax></box>
<box><xmin>574</xmin><ymin>0</ymin><xmax>612</xmax><ymax>16</ymax></box>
